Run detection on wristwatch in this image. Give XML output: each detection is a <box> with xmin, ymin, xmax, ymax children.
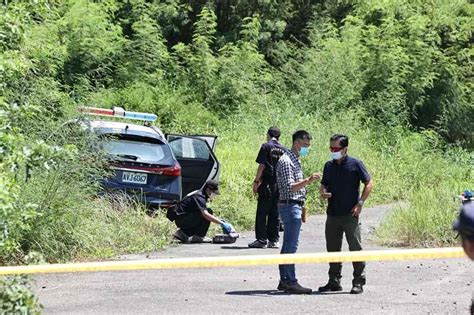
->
<box><xmin>358</xmin><ymin>199</ymin><xmax>365</xmax><ymax>206</ymax></box>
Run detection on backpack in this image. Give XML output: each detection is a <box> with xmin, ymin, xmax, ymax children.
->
<box><xmin>166</xmin><ymin>202</ymin><xmax>179</xmax><ymax>221</ymax></box>
<box><xmin>264</xmin><ymin>146</ymin><xmax>286</xmax><ymax>179</ymax></box>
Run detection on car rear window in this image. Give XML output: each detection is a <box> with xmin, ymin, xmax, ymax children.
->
<box><xmin>102</xmin><ymin>138</ymin><xmax>172</xmax><ymax>163</ymax></box>
<box><xmin>168</xmin><ymin>137</ymin><xmax>210</xmax><ymax>160</ymax></box>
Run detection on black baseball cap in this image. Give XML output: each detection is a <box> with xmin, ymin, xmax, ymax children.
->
<box><xmin>453</xmin><ymin>201</ymin><xmax>474</xmax><ymax>237</ymax></box>
<box><xmin>204</xmin><ymin>179</ymin><xmax>220</xmax><ymax>194</ymax></box>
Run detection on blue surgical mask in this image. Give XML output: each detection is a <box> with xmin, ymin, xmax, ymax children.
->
<box><xmin>331</xmin><ymin>151</ymin><xmax>342</xmax><ymax>160</ymax></box>
<box><xmin>299</xmin><ymin>147</ymin><xmax>309</xmax><ymax>157</ymax></box>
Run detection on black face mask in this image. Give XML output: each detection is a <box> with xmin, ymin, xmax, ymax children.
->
<box><xmin>205</xmin><ymin>188</ymin><xmax>218</xmax><ymax>199</ymax></box>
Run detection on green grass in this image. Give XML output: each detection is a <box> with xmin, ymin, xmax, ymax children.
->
<box><xmin>213</xmin><ymin>108</ymin><xmax>473</xmax><ymax>248</ymax></box>
<box><xmin>75</xmin><ymin>197</ymin><xmax>175</xmax><ymax>259</ymax></box>
<box><xmin>9</xmin><ymin>107</ymin><xmax>471</xmax><ymax>264</ymax></box>
<box><xmin>375</xmin><ymin>140</ymin><xmax>473</xmax><ymax>247</ymax></box>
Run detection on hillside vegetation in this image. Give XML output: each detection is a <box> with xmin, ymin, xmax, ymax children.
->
<box><xmin>1</xmin><ymin>0</ymin><xmax>473</xmax><ymax>265</ymax></box>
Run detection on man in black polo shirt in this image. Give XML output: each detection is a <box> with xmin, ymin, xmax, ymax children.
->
<box><xmin>452</xmin><ymin>191</ymin><xmax>474</xmax><ymax>314</ymax></box>
<box><xmin>249</xmin><ymin>127</ymin><xmax>286</xmax><ymax>249</ymax></box>
<box><xmin>173</xmin><ymin>180</ymin><xmax>234</xmax><ymax>243</ymax></box>
<box><xmin>318</xmin><ymin>134</ymin><xmax>373</xmax><ymax>294</ymax></box>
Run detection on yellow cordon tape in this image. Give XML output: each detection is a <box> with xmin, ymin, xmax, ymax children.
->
<box><xmin>0</xmin><ymin>247</ymin><xmax>465</xmax><ymax>276</ymax></box>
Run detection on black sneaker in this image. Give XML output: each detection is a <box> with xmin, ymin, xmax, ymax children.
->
<box><xmin>173</xmin><ymin>229</ymin><xmax>190</xmax><ymax>243</ymax></box>
<box><xmin>248</xmin><ymin>240</ymin><xmax>267</xmax><ymax>248</ymax></box>
<box><xmin>190</xmin><ymin>235</ymin><xmax>212</xmax><ymax>243</ymax></box>
<box><xmin>277</xmin><ymin>281</ymin><xmax>289</xmax><ymax>291</ymax></box>
<box><xmin>350</xmin><ymin>284</ymin><xmax>363</xmax><ymax>294</ymax></box>
<box><xmin>318</xmin><ymin>282</ymin><xmax>343</xmax><ymax>292</ymax></box>
<box><xmin>284</xmin><ymin>282</ymin><xmax>312</xmax><ymax>294</ymax></box>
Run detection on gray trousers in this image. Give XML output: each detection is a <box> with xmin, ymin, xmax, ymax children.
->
<box><xmin>325</xmin><ymin>214</ymin><xmax>366</xmax><ymax>286</ymax></box>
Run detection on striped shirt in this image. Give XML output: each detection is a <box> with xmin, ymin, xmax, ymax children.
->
<box><xmin>276</xmin><ymin>149</ymin><xmax>306</xmax><ymax>201</ymax></box>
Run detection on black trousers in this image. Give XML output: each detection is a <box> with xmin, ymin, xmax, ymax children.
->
<box><xmin>175</xmin><ymin>208</ymin><xmax>213</xmax><ymax>238</ymax></box>
<box><xmin>255</xmin><ymin>182</ymin><xmax>280</xmax><ymax>243</ymax></box>
<box><xmin>325</xmin><ymin>214</ymin><xmax>366</xmax><ymax>286</ymax></box>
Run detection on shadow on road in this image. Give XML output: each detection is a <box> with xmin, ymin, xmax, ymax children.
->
<box><xmin>313</xmin><ymin>291</ymin><xmax>352</xmax><ymax>295</ymax></box>
<box><xmin>226</xmin><ymin>290</ymin><xmax>351</xmax><ymax>296</ymax></box>
<box><xmin>220</xmin><ymin>246</ymin><xmax>250</xmax><ymax>249</ymax></box>
<box><xmin>226</xmin><ymin>290</ymin><xmax>291</xmax><ymax>296</ymax></box>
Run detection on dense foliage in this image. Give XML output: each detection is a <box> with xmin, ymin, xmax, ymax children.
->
<box><xmin>0</xmin><ymin>276</ymin><xmax>42</xmax><ymax>314</ymax></box>
<box><xmin>1</xmin><ymin>0</ymin><xmax>473</xmax><ymax>265</ymax></box>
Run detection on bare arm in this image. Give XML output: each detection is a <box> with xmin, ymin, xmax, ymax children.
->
<box><xmin>200</xmin><ymin>209</ymin><xmax>224</xmax><ymax>225</ymax></box>
<box><xmin>359</xmin><ymin>179</ymin><xmax>374</xmax><ymax>202</ymax></box>
<box><xmin>351</xmin><ymin>179</ymin><xmax>374</xmax><ymax>217</ymax></box>
<box><xmin>254</xmin><ymin>164</ymin><xmax>265</xmax><ymax>182</ymax></box>
<box><xmin>291</xmin><ymin>173</ymin><xmax>321</xmax><ymax>192</ymax></box>
<box><xmin>319</xmin><ymin>184</ymin><xmax>332</xmax><ymax>199</ymax></box>
<box><xmin>252</xmin><ymin>164</ymin><xmax>266</xmax><ymax>194</ymax></box>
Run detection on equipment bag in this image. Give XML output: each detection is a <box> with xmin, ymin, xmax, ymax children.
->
<box><xmin>166</xmin><ymin>203</ymin><xmax>178</xmax><ymax>221</ymax></box>
<box><xmin>212</xmin><ymin>233</ymin><xmax>239</xmax><ymax>244</ymax></box>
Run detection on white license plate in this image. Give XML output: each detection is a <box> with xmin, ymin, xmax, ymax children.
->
<box><xmin>122</xmin><ymin>171</ymin><xmax>147</xmax><ymax>184</ymax></box>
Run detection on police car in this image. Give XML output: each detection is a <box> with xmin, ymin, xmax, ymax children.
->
<box><xmin>77</xmin><ymin>106</ymin><xmax>220</xmax><ymax>207</ymax></box>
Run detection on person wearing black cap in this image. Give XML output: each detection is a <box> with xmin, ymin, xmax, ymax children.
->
<box><xmin>454</xmin><ymin>191</ymin><xmax>474</xmax><ymax>259</ymax></box>
<box><xmin>173</xmin><ymin>180</ymin><xmax>234</xmax><ymax>243</ymax></box>
<box><xmin>249</xmin><ymin>127</ymin><xmax>287</xmax><ymax>249</ymax></box>
<box><xmin>452</xmin><ymin>190</ymin><xmax>474</xmax><ymax>314</ymax></box>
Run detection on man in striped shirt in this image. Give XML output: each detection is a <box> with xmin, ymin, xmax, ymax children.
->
<box><xmin>275</xmin><ymin>130</ymin><xmax>321</xmax><ymax>294</ymax></box>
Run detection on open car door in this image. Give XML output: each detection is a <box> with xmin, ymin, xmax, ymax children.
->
<box><xmin>166</xmin><ymin>134</ymin><xmax>220</xmax><ymax>197</ymax></box>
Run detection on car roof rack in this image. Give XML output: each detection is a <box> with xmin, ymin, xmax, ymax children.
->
<box><xmin>78</xmin><ymin>106</ymin><xmax>157</xmax><ymax>124</ymax></box>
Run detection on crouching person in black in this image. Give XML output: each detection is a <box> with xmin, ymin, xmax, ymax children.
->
<box><xmin>173</xmin><ymin>180</ymin><xmax>234</xmax><ymax>244</ymax></box>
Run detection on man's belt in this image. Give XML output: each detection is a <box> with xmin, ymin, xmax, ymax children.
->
<box><xmin>279</xmin><ymin>199</ymin><xmax>304</xmax><ymax>206</ymax></box>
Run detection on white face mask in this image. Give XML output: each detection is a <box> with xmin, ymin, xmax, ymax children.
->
<box><xmin>331</xmin><ymin>151</ymin><xmax>342</xmax><ymax>160</ymax></box>
<box><xmin>209</xmin><ymin>192</ymin><xmax>217</xmax><ymax>200</ymax></box>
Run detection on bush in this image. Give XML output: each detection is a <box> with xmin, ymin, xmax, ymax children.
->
<box><xmin>0</xmin><ymin>276</ymin><xmax>42</xmax><ymax>315</ymax></box>
<box><xmin>376</xmin><ymin>138</ymin><xmax>473</xmax><ymax>246</ymax></box>
<box><xmin>73</xmin><ymin>196</ymin><xmax>175</xmax><ymax>258</ymax></box>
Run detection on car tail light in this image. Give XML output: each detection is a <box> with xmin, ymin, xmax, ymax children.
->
<box><xmin>161</xmin><ymin>163</ymin><xmax>181</xmax><ymax>177</ymax></box>
<box><xmin>109</xmin><ymin>162</ymin><xmax>181</xmax><ymax>176</ymax></box>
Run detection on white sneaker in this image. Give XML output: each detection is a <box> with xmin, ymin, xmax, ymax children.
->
<box><xmin>190</xmin><ymin>235</ymin><xmax>212</xmax><ymax>243</ymax></box>
<box><xmin>267</xmin><ymin>241</ymin><xmax>280</xmax><ymax>249</ymax></box>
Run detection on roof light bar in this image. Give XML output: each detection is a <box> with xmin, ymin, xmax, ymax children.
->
<box><xmin>78</xmin><ymin>106</ymin><xmax>157</xmax><ymax>122</ymax></box>
<box><xmin>78</xmin><ymin>107</ymin><xmax>114</xmax><ymax>116</ymax></box>
<box><xmin>124</xmin><ymin>111</ymin><xmax>157</xmax><ymax>122</ymax></box>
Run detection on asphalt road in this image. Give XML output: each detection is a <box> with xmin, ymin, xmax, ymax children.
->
<box><xmin>33</xmin><ymin>204</ymin><xmax>473</xmax><ymax>314</ymax></box>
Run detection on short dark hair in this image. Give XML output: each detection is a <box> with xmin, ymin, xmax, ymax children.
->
<box><xmin>330</xmin><ymin>134</ymin><xmax>349</xmax><ymax>148</ymax></box>
<box><xmin>267</xmin><ymin>127</ymin><xmax>281</xmax><ymax>140</ymax></box>
<box><xmin>203</xmin><ymin>179</ymin><xmax>219</xmax><ymax>194</ymax></box>
<box><xmin>292</xmin><ymin>130</ymin><xmax>312</xmax><ymax>143</ymax></box>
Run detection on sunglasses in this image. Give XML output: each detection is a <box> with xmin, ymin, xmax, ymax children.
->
<box><xmin>329</xmin><ymin>146</ymin><xmax>343</xmax><ymax>152</ymax></box>
<box><xmin>458</xmin><ymin>231</ymin><xmax>474</xmax><ymax>241</ymax></box>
